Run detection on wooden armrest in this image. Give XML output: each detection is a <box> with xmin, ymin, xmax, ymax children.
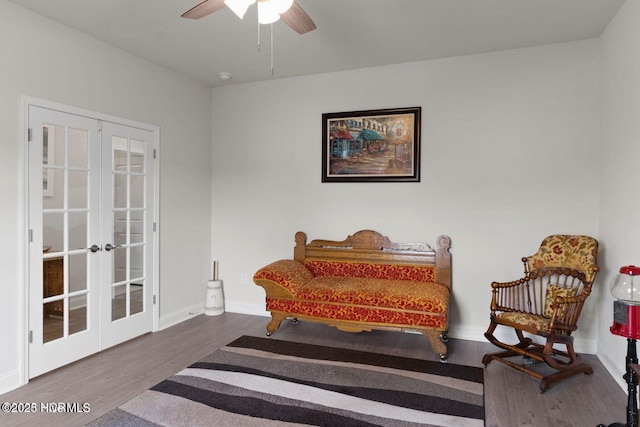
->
<box><xmin>548</xmin><ymin>294</ymin><xmax>588</xmax><ymax>332</ymax></box>
<box><xmin>553</xmin><ymin>293</ymin><xmax>588</xmax><ymax>305</ymax></box>
<box><xmin>491</xmin><ymin>278</ymin><xmax>527</xmax><ymax>289</ymax></box>
<box><xmin>490</xmin><ymin>278</ymin><xmax>529</xmax><ymax>313</ymax></box>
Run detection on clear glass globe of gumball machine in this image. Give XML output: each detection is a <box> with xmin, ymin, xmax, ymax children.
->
<box><xmin>610</xmin><ymin>265</ymin><xmax>640</xmax><ymax>304</ymax></box>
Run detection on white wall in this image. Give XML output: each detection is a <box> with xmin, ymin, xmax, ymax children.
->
<box><xmin>0</xmin><ymin>0</ymin><xmax>620</xmax><ymax>396</ymax></box>
<box><xmin>211</xmin><ymin>40</ymin><xmax>601</xmax><ymax>346</ymax></box>
<box><xmin>599</xmin><ymin>0</ymin><xmax>640</xmax><ymax>389</ymax></box>
<box><xmin>0</xmin><ymin>0</ymin><xmax>212</xmax><ymax>393</ymax></box>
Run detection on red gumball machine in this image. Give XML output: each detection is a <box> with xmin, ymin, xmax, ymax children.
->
<box><xmin>601</xmin><ymin>266</ymin><xmax>640</xmax><ymax>427</ymax></box>
<box><xmin>611</xmin><ymin>265</ymin><xmax>640</xmax><ymax>339</ymax></box>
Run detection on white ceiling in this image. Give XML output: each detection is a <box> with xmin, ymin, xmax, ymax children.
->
<box><xmin>8</xmin><ymin>0</ymin><xmax>624</xmax><ymax>88</ymax></box>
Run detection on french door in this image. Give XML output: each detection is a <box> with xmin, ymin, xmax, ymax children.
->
<box><xmin>100</xmin><ymin>122</ymin><xmax>155</xmax><ymax>348</ymax></box>
<box><xmin>27</xmin><ymin>105</ymin><xmax>156</xmax><ymax>378</ymax></box>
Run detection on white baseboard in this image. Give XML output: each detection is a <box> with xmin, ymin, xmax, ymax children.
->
<box><xmin>598</xmin><ymin>351</ymin><xmax>626</xmax><ymax>391</ymax></box>
<box><xmin>158</xmin><ymin>300</ymin><xmax>268</xmax><ymax>331</ymax></box>
<box><xmin>158</xmin><ymin>302</ymin><xmax>204</xmax><ymax>331</ymax></box>
<box><xmin>446</xmin><ymin>325</ymin><xmax>488</xmax><ymax>342</ymax></box>
<box><xmin>224</xmin><ymin>301</ymin><xmax>270</xmax><ymax>317</ymax></box>
<box><xmin>0</xmin><ymin>369</ymin><xmax>22</xmax><ymax>395</ymax></box>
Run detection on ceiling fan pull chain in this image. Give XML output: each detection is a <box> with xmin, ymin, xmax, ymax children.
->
<box><xmin>257</xmin><ymin>20</ymin><xmax>261</xmax><ymax>52</ymax></box>
<box><xmin>270</xmin><ymin>23</ymin><xmax>274</xmax><ymax>76</ymax></box>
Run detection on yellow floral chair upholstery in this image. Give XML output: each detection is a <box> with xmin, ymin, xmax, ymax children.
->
<box><xmin>482</xmin><ymin>235</ymin><xmax>599</xmax><ymax>392</ymax></box>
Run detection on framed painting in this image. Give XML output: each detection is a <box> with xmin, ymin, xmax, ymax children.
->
<box><xmin>322</xmin><ymin>107</ymin><xmax>421</xmax><ymax>182</ymax></box>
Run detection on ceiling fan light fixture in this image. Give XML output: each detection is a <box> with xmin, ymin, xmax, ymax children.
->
<box><xmin>225</xmin><ymin>0</ymin><xmax>255</xmax><ymax>19</ymax></box>
<box><xmin>271</xmin><ymin>0</ymin><xmax>294</xmax><ymax>14</ymax></box>
<box><xmin>257</xmin><ymin>0</ymin><xmax>280</xmax><ymax>24</ymax></box>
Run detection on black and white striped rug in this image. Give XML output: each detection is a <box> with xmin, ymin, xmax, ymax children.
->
<box><xmin>88</xmin><ymin>335</ymin><xmax>484</xmax><ymax>426</ymax></box>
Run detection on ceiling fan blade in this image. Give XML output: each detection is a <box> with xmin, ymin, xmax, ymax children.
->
<box><xmin>181</xmin><ymin>0</ymin><xmax>227</xmax><ymax>19</ymax></box>
<box><xmin>280</xmin><ymin>2</ymin><xmax>316</xmax><ymax>34</ymax></box>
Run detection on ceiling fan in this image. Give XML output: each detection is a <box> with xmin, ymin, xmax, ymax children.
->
<box><xmin>181</xmin><ymin>0</ymin><xmax>316</xmax><ymax>35</ymax></box>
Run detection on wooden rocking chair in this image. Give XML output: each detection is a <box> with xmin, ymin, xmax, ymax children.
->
<box><xmin>482</xmin><ymin>235</ymin><xmax>599</xmax><ymax>392</ymax></box>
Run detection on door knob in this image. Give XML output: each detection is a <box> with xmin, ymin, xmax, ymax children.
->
<box><xmin>88</xmin><ymin>244</ymin><xmax>101</xmax><ymax>253</ymax></box>
<box><xmin>104</xmin><ymin>243</ymin><xmax>122</xmax><ymax>252</ymax></box>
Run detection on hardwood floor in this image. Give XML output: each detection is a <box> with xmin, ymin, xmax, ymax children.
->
<box><xmin>0</xmin><ymin>312</ymin><xmax>628</xmax><ymax>426</ymax></box>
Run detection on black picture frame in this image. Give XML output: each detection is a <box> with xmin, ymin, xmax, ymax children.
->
<box><xmin>322</xmin><ymin>107</ymin><xmax>421</xmax><ymax>182</ymax></box>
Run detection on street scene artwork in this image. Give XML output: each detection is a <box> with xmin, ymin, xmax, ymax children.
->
<box><xmin>322</xmin><ymin>107</ymin><xmax>421</xmax><ymax>182</ymax></box>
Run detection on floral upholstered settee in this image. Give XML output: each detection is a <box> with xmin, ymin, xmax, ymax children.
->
<box><xmin>253</xmin><ymin>230</ymin><xmax>452</xmax><ymax>361</ymax></box>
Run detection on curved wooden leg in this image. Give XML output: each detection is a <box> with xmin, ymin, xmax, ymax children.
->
<box><xmin>484</xmin><ymin>320</ymin><xmax>532</xmax><ymax>351</ymax></box>
<box><xmin>538</xmin><ymin>334</ymin><xmax>592</xmax><ymax>392</ymax></box>
<box><xmin>483</xmin><ymin>320</ymin><xmax>534</xmax><ymax>366</ymax></box>
<box><xmin>539</xmin><ymin>362</ymin><xmax>593</xmax><ymax>393</ymax></box>
<box><xmin>421</xmin><ymin>329</ymin><xmax>447</xmax><ymax>361</ymax></box>
<box><xmin>514</xmin><ymin>328</ymin><xmax>533</xmax><ymax>348</ymax></box>
<box><xmin>266</xmin><ymin>312</ymin><xmax>287</xmax><ymax>336</ymax></box>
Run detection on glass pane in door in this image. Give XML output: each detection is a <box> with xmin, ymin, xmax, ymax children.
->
<box><xmin>130</xmin><ymin>210</ymin><xmax>144</xmax><ymax>244</ymax></box>
<box><xmin>42</xmin><ymin>258</ymin><xmax>63</xmax><ymax>298</ymax></box>
<box><xmin>68</xmin><ymin>252</ymin><xmax>87</xmax><ymax>293</ymax></box>
<box><xmin>131</xmin><ymin>280</ymin><xmax>144</xmax><ymax>316</ymax></box>
<box><xmin>42</xmin><ymin>169</ymin><xmax>64</xmax><ymax>209</ymax></box>
<box><xmin>111</xmin><ymin>284</ymin><xmax>127</xmax><ymax>321</ymax></box>
<box><xmin>130</xmin><ymin>175</ymin><xmax>144</xmax><ymax>208</ymax></box>
<box><xmin>68</xmin><ymin>128</ymin><xmax>88</xmax><ymax>168</ymax></box>
<box><xmin>114</xmin><ymin>211</ymin><xmax>127</xmax><ymax>246</ymax></box>
<box><xmin>69</xmin><ymin>294</ymin><xmax>88</xmax><ymax>336</ymax></box>
<box><xmin>43</xmin><ymin>300</ymin><xmax>64</xmax><ymax>343</ymax></box>
<box><xmin>113</xmin><ymin>245</ymin><xmax>127</xmax><ymax>284</ymax></box>
<box><xmin>43</xmin><ymin>212</ymin><xmax>64</xmax><ymax>252</ymax></box>
<box><xmin>68</xmin><ymin>170</ymin><xmax>88</xmax><ymax>209</ymax></box>
<box><xmin>68</xmin><ymin>211</ymin><xmax>87</xmax><ymax>251</ymax></box>
<box><xmin>44</xmin><ymin>125</ymin><xmax>65</xmax><ymax>167</ymax></box>
<box><xmin>130</xmin><ymin>139</ymin><xmax>145</xmax><ymax>172</ymax></box>
<box><xmin>113</xmin><ymin>175</ymin><xmax>127</xmax><ymax>209</ymax></box>
<box><xmin>112</xmin><ymin>137</ymin><xmax>128</xmax><ymax>169</ymax></box>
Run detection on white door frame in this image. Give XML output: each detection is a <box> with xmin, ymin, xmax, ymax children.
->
<box><xmin>20</xmin><ymin>96</ymin><xmax>160</xmax><ymax>386</ymax></box>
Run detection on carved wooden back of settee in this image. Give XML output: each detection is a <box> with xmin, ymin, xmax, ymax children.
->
<box><xmin>293</xmin><ymin>230</ymin><xmax>451</xmax><ymax>289</ymax></box>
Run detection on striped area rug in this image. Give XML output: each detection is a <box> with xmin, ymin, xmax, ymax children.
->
<box><xmin>88</xmin><ymin>335</ymin><xmax>484</xmax><ymax>427</ymax></box>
